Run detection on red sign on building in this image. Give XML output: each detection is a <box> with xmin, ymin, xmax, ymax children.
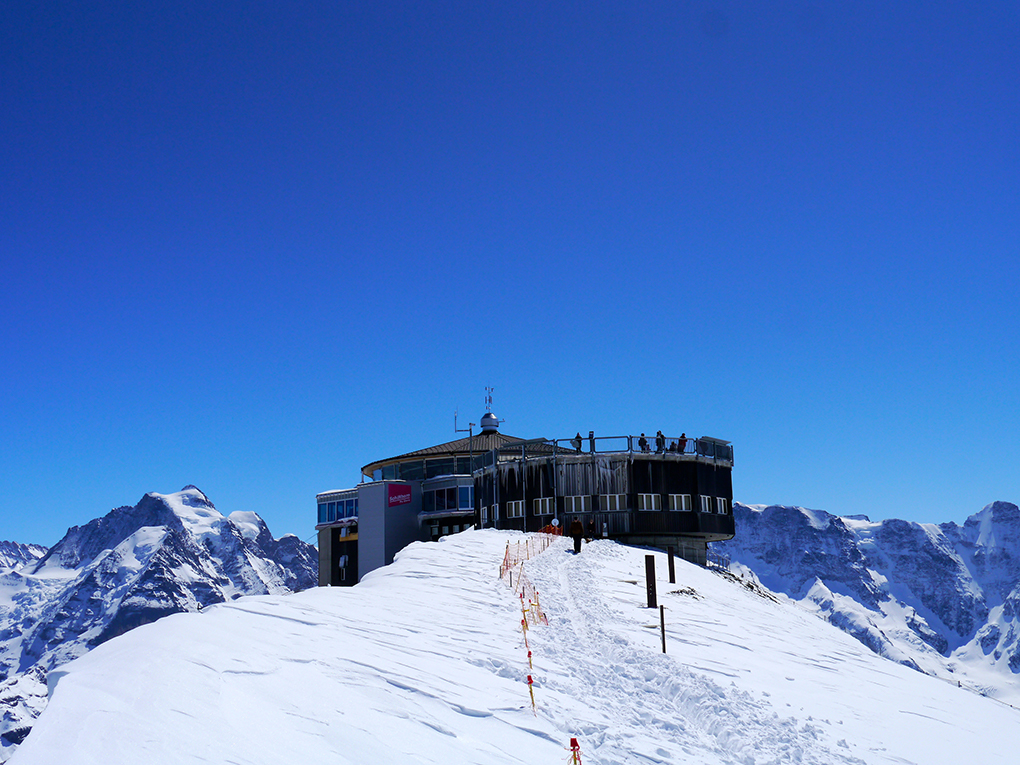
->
<box><xmin>387</xmin><ymin>484</ymin><xmax>412</xmax><ymax>507</ymax></box>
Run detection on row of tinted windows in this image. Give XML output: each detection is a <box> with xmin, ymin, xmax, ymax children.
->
<box><xmin>422</xmin><ymin>486</ymin><xmax>473</xmax><ymax>514</ymax></box>
<box><xmin>317</xmin><ymin>498</ymin><xmax>358</xmax><ymax>524</ymax></box>
<box><xmin>374</xmin><ymin>456</ymin><xmax>481</xmax><ymax>482</ymax></box>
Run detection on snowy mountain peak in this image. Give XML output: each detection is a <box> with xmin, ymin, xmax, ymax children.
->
<box><xmin>0</xmin><ymin>488</ymin><xmax>317</xmax><ymax>761</ymax></box>
<box><xmin>960</xmin><ymin>501</ymin><xmax>1020</xmax><ymax>548</ymax></box>
<box><xmin>718</xmin><ymin>500</ymin><xmax>1020</xmax><ymax>695</ymax></box>
<box><xmin>150</xmin><ymin>487</ymin><xmax>228</xmax><ymax>543</ymax></box>
<box><xmin>178</xmin><ymin>485</ymin><xmax>213</xmax><ymax>506</ymax></box>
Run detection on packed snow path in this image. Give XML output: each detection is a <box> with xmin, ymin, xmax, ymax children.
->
<box><xmin>524</xmin><ymin>540</ymin><xmax>866</xmax><ymax>764</ymax></box>
<box><xmin>11</xmin><ymin>530</ymin><xmax>1019</xmax><ymax>764</ymax></box>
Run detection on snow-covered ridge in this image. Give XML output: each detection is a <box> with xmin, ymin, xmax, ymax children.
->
<box><xmin>716</xmin><ymin>500</ymin><xmax>1020</xmax><ymax>702</ymax></box>
<box><xmin>0</xmin><ymin>487</ymin><xmax>316</xmax><ymax>761</ymax></box>
<box><xmin>9</xmin><ymin>530</ymin><xmax>1018</xmax><ymax>765</ymax></box>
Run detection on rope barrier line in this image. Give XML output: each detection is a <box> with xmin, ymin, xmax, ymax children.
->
<box><xmin>498</xmin><ymin>531</ymin><xmax>559</xmax><ymax>717</ymax></box>
<box><xmin>499</xmin><ymin>531</ymin><xmax>559</xmax><ymax>578</ymax></box>
<box><xmin>497</xmin><ymin>534</ymin><xmax>583</xmax><ymax>759</ymax></box>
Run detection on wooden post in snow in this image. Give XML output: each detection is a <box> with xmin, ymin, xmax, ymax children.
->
<box><xmin>645</xmin><ymin>555</ymin><xmax>657</xmax><ymax>608</ymax></box>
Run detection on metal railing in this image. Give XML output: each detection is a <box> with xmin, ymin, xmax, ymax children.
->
<box><xmin>492</xmin><ymin>434</ymin><xmax>733</xmax><ymax>464</ymax></box>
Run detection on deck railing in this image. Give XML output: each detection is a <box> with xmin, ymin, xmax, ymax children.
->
<box><xmin>491</xmin><ymin>434</ymin><xmax>733</xmax><ymax>464</ymax></box>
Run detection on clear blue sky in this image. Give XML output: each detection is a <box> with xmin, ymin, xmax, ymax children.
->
<box><xmin>3</xmin><ymin>1</ymin><xmax>1018</xmax><ymax>547</ymax></box>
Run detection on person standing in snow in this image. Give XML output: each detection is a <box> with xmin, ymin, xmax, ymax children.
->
<box><xmin>569</xmin><ymin>517</ymin><xmax>584</xmax><ymax>554</ymax></box>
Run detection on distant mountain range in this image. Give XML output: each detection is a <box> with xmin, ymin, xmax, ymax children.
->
<box><xmin>715</xmin><ymin>501</ymin><xmax>1020</xmax><ymax>696</ymax></box>
<box><xmin>0</xmin><ymin>544</ymin><xmax>47</xmax><ymax>572</ymax></box>
<box><xmin>0</xmin><ymin>487</ymin><xmax>317</xmax><ymax>761</ymax></box>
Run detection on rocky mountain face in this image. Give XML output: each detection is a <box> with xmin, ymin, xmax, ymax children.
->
<box><xmin>715</xmin><ymin>501</ymin><xmax>1020</xmax><ymax>695</ymax></box>
<box><xmin>0</xmin><ymin>487</ymin><xmax>317</xmax><ymax>760</ymax></box>
<box><xmin>0</xmin><ymin>544</ymin><xmax>46</xmax><ymax>572</ymax></box>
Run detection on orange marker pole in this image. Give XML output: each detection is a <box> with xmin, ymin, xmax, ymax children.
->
<box><xmin>527</xmin><ymin>674</ymin><xmax>536</xmax><ymax>714</ymax></box>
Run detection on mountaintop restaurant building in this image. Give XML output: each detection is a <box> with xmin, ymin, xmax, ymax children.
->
<box><xmin>315</xmin><ymin>412</ymin><xmax>734</xmax><ymax>586</ymax></box>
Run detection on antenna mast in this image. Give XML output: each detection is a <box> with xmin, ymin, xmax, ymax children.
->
<box><xmin>454</xmin><ymin>408</ymin><xmax>476</xmax><ymax>471</ymax></box>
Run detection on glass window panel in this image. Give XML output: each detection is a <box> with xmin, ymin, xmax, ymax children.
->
<box><xmin>398</xmin><ymin>461</ymin><xmax>424</xmax><ymax>481</ymax></box>
<box><xmin>435</xmin><ymin>490</ymin><xmax>446</xmax><ymax>512</ymax></box>
<box><xmin>423</xmin><ymin>491</ymin><xmax>435</xmax><ymax>514</ymax></box>
<box><xmin>446</xmin><ymin>488</ymin><xmax>458</xmax><ymax>510</ymax></box>
<box><xmin>426</xmin><ymin>458</ymin><xmax>456</xmax><ymax>478</ymax></box>
<box><xmin>459</xmin><ymin>486</ymin><xmax>470</xmax><ymax>509</ymax></box>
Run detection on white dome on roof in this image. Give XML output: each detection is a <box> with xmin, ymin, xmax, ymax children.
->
<box><xmin>480</xmin><ymin>412</ymin><xmax>499</xmax><ymax>433</ymax></box>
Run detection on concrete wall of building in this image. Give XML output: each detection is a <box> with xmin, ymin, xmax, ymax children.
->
<box><xmin>357</xmin><ymin>480</ymin><xmax>423</xmax><ymax>582</ymax></box>
<box><xmin>385</xmin><ymin>481</ymin><xmax>423</xmax><ymax>564</ymax></box>
<box><xmin>357</xmin><ymin>482</ymin><xmax>388</xmax><ymax>582</ymax></box>
<box><xmin>317</xmin><ymin>527</ymin><xmax>334</xmax><ymax>587</ymax></box>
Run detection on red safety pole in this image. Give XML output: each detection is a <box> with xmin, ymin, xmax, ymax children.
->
<box><xmin>568</xmin><ymin>737</ymin><xmax>583</xmax><ymax>764</ymax></box>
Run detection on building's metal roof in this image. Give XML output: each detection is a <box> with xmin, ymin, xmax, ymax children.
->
<box><xmin>361</xmin><ymin>431</ymin><xmax>529</xmax><ymax>476</ymax></box>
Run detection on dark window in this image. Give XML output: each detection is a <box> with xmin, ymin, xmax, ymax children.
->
<box><xmin>459</xmin><ymin>486</ymin><xmax>471</xmax><ymax>509</ymax></box>
<box><xmin>426</xmin><ymin>458</ymin><xmax>456</xmax><ymax>478</ymax></box>
<box><xmin>398</xmin><ymin>461</ymin><xmax>424</xmax><ymax>481</ymax></box>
